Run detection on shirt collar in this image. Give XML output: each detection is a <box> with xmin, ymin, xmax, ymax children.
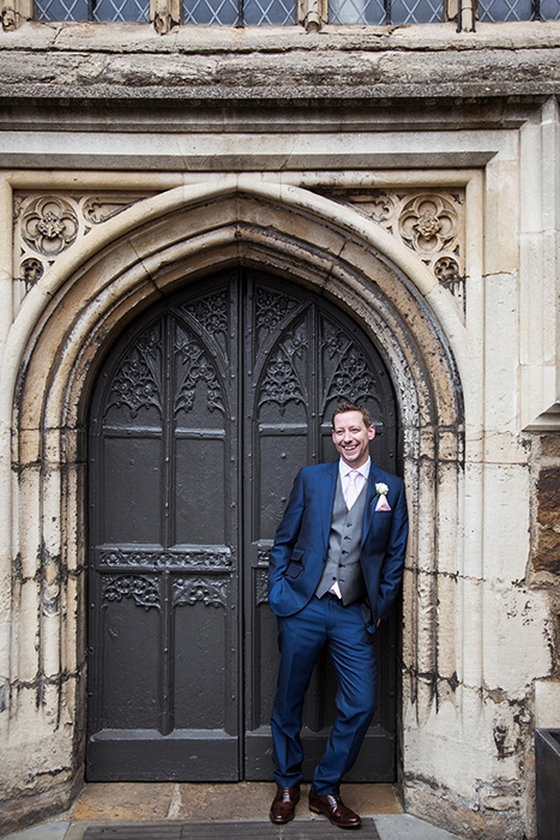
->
<box><xmin>339</xmin><ymin>458</ymin><xmax>371</xmax><ymax>481</ymax></box>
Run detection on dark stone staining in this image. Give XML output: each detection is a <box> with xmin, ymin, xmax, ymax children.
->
<box><xmin>493</xmin><ymin>722</ymin><xmax>509</xmax><ymax>759</ymax></box>
<box><xmin>402</xmin><ymin>664</ymin><xmax>460</xmax><ymax>710</ymax></box>
<box><xmin>42</xmin><ymin>589</ymin><xmax>60</xmax><ymax>617</ymax></box>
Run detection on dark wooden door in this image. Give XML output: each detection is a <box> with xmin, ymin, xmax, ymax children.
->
<box><xmin>86</xmin><ymin>268</ymin><xmax>399</xmax><ymax>782</ymax></box>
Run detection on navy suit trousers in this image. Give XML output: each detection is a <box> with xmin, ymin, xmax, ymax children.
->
<box><xmin>271</xmin><ymin>594</ymin><xmax>377</xmax><ymax>796</ymax></box>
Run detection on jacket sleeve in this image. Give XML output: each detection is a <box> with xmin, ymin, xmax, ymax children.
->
<box><xmin>267</xmin><ymin>468</ymin><xmax>305</xmax><ymax>594</ymax></box>
<box><xmin>376</xmin><ymin>478</ymin><xmax>408</xmax><ymax>622</ymax></box>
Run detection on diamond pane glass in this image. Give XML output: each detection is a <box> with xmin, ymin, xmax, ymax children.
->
<box><xmin>391</xmin><ymin>0</ymin><xmax>441</xmax><ymax>21</ymax></box>
<box><xmin>36</xmin><ymin>0</ymin><xmax>148</xmax><ymax>17</ymax></box>
<box><xmin>478</xmin><ymin>0</ymin><xmax>533</xmax><ymax>19</ymax></box>
<box><xmin>35</xmin><ymin>0</ymin><xmax>88</xmax><ymax>19</ymax></box>
<box><xmin>244</xmin><ymin>0</ymin><xmax>295</xmax><ymax>24</ymax></box>
<box><xmin>94</xmin><ymin>0</ymin><xmax>149</xmax><ymax>19</ymax></box>
<box><xmin>539</xmin><ymin>0</ymin><xmax>560</xmax><ymax>17</ymax></box>
<box><xmin>330</xmin><ymin>0</ymin><xmax>442</xmax><ymax>22</ymax></box>
<box><xmin>182</xmin><ymin>0</ymin><xmax>238</xmax><ymax>23</ymax></box>
<box><xmin>329</xmin><ymin>0</ymin><xmax>385</xmax><ymax>23</ymax></box>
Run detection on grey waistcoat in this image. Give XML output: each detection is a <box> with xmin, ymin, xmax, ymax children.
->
<box><xmin>315</xmin><ymin>473</ymin><xmax>368</xmax><ymax>606</ymax></box>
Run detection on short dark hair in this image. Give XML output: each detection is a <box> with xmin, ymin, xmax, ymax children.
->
<box><xmin>332</xmin><ymin>402</ymin><xmax>372</xmax><ymax>429</ymax></box>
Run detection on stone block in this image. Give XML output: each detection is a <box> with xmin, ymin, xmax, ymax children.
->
<box><xmin>61</xmin><ymin>466</ymin><xmax>85</xmax><ymax>576</ymax></box>
<box><xmin>60</xmin><ymin>576</ymin><xmax>79</xmax><ymax>675</ymax></box>
<box><xmin>437</xmin><ymin>430</ymin><xmax>462</xmax><ymax>462</ymax></box>
<box><xmin>436</xmin><ymin>573</ymin><xmax>458</xmax><ymax>681</ymax></box>
<box><xmin>16</xmin><ymin>579</ymin><xmax>40</xmax><ymax>683</ymax></box>
<box><xmin>539</xmin><ymin>433</ymin><xmax>560</xmax><ymax>460</ymax></box>
<box><xmin>483</xmin><ymin>273</ymin><xmax>519</xmax><ymax>435</ymax></box>
<box><xmin>484</xmin><ymin>162</ymin><xmax>519</xmax><ymax>276</ymax></box>
<box><xmin>520</xmin><ymin>112</ymin><xmax>545</xmax><ymax>234</ymax></box>
<box><xmin>17</xmin><ymin>428</ymin><xmax>41</xmax><ymax>467</ymax></box>
<box><xmin>535</xmin><ymin>680</ymin><xmax>560</xmax><ymax>729</ymax></box>
<box><xmin>481</xmin><ymin>462</ymin><xmax>530</xmax><ymax>583</ymax></box>
<box><xmin>59</xmin><ymin>427</ymin><xmax>82</xmax><ymax>465</ymax></box>
<box><xmin>533</xmin><ymin>528</ymin><xmax>560</xmax><ymax>576</ymax></box>
<box><xmin>533</xmin><ymin>467</ymin><xmax>560</xmax><ymax>575</ymax></box>
<box><xmin>41</xmin><ymin>610</ymin><xmax>61</xmax><ymax>681</ymax></box>
<box><xmin>16</xmin><ymin>469</ymin><xmax>41</xmax><ymax>580</ymax></box>
<box><xmin>540</xmin><ymin>97</ymin><xmax>560</xmax><ymax>229</ymax></box>
<box><xmin>483</xmin><ymin>431</ymin><xmax>530</xmax><ymax>466</ymax></box>
<box><xmin>457</xmin><ymin>577</ymin><xmax>483</xmax><ymax>688</ymax></box>
<box><xmin>462</xmin><ymin>462</ymin><xmax>485</xmax><ymax>580</ymax></box>
<box><xmin>435</xmin><ymin>465</ymin><xmax>460</xmax><ymax>577</ymax></box>
<box><xmin>519</xmin><ymin>233</ymin><xmax>544</xmax><ymax>367</ymax></box>
<box><xmin>482</xmin><ymin>582</ymin><xmax>551</xmax><ymax>695</ymax></box>
<box><xmin>536</xmin><ymin>467</ymin><xmax>560</xmax><ymax>527</ymax></box>
<box><xmin>42</xmin><ymin>469</ymin><xmax>62</xmax><ymax>558</ymax></box>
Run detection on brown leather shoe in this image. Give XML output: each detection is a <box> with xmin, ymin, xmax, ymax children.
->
<box><xmin>308</xmin><ymin>789</ymin><xmax>362</xmax><ymax>828</ymax></box>
<box><xmin>269</xmin><ymin>784</ymin><xmax>300</xmax><ymax>824</ymax></box>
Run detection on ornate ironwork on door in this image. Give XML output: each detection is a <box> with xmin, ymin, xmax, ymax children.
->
<box><xmin>87</xmin><ymin>269</ymin><xmax>399</xmax><ymax>781</ymax></box>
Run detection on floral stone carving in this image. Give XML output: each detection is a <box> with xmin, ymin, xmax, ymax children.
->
<box><xmin>21</xmin><ymin>196</ymin><xmax>79</xmax><ymax>257</ymax></box>
<box><xmin>318</xmin><ymin>188</ymin><xmax>466</xmax><ymax>317</ymax></box>
<box><xmin>398</xmin><ymin>194</ymin><xmax>458</xmax><ymax>255</ymax></box>
<box><xmin>13</xmin><ymin>191</ymin><xmax>151</xmax><ymax>310</ymax></box>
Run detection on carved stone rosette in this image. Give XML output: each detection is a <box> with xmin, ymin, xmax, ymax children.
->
<box><xmin>13</xmin><ymin>191</ymin><xmax>151</xmax><ymax>308</ymax></box>
<box><xmin>13</xmin><ymin>187</ymin><xmax>466</xmax><ymax>318</ymax></box>
<box><xmin>320</xmin><ymin>188</ymin><xmax>466</xmax><ymax>317</ymax></box>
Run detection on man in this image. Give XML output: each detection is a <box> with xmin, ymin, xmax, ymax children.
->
<box><xmin>267</xmin><ymin>401</ymin><xmax>408</xmax><ymax>829</ymax></box>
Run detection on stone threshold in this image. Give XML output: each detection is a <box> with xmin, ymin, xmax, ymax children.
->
<box><xmin>69</xmin><ymin>782</ymin><xmax>401</xmax><ymax>823</ymax></box>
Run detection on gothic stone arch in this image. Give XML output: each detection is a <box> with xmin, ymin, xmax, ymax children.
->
<box><xmin>4</xmin><ymin>178</ymin><xmax>464</xmax><ymax>827</ymax></box>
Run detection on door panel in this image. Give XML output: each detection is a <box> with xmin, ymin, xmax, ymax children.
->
<box><xmin>87</xmin><ymin>269</ymin><xmax>399</xmax><ymax>782</ymax></box>
<box><xmin>241</xmin><ymin>271</ymin><xmax>398</xmax><ymax>781</ymax></box>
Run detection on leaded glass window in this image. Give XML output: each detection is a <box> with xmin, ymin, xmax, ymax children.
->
<box><xmin>479</xmin><ymin>0</ymin><xmax>560</xmax><ymax>19</ymax></box>
<box><xmin>35</xmin><ymin>0</ymin><xmax>149</xmax><ymax>19</ymax></box>
<box><xmin>329</xmin><ymin>0</ymin><xmax>442</xmax><ymax>23</ymax></box>
<box><xmin>182</xmin><ymin>0</ymin><xmax>295</xmax><ymax>23</ymax></box>
<box><xmin>32</xmin><ymin>0</ymin><xmax>560</xmax><ymax>24</ymax></box>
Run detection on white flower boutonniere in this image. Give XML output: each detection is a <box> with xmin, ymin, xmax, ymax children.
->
<box><xmin>373</xmin><ymin>482</ymin><xmax>391</xmax><ymax>512</ymax></box>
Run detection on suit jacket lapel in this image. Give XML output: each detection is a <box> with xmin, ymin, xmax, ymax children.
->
<box><xmin>320</xmin><ymin>461</ymin><xmax>339</xmax><ymax>549</ymax></box>
<box><xmin>362</xmin><ymin>464</ymin><xmax>379</xmax><ymax>543</ymax></box>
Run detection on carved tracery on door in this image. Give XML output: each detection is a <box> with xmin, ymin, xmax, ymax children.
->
<box><xmin>87</xmin><ymin>268</ymin><xmax>399</xmax><ymax>781</ymax></box>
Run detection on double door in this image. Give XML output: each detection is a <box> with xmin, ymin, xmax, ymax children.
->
<box><xmin>86</xmin><ymin>269</ymin><xmax>399</xmax><ymax>781</ymax></box>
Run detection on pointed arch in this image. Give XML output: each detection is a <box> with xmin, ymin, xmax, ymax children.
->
<box><xmin>2</xmin><ymin>175</ymin><xmax>464</xmax><ymax>815</ymax></box>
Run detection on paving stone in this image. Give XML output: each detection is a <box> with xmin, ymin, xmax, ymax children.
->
<box><xmin>374</xmin><ymin>813</ymin><xmax>465</xmax><ymax>840</ymax></box>
<box><xmin>1</xmin><ymin>822</ymin><xmax>71</xmax><ymax>840</ymax></box>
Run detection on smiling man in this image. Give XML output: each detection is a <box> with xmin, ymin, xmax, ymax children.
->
<box><xmin>267</xmin><ymin>401</ymin><xmax>408</xmax><ymax>829</ymax></box>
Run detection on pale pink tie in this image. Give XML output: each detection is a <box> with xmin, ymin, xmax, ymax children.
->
<box><xmin>346</xmin><ymin>470</ymin><xmax>361</xmax><ymax>509</ymax></box>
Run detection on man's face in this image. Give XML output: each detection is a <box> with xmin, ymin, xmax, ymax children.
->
<box><xmin>332</xmin><ymin>410</ymin><xmax>375</xmax><ymax>468</ymax></box>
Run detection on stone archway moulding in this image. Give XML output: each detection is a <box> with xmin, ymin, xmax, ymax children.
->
<box><xmin>0</xmin><ymin>175</ymin><xmax>465</xmax><ymax>829</ymax></box>
<box><xmin>4</xmin><ymin>175</ymin><xmax>468</xmax><ymax>412</ymax></box>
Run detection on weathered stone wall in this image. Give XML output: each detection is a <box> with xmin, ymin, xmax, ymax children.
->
<box><xmin>0</xmin><ymin>22</ymin><xmax>559</xmax><ymax>101</ymax></box>
<box><xmin>0</xmin><ymin>18</ymin><xmax>559</xmax><ymax>839</ymax></box>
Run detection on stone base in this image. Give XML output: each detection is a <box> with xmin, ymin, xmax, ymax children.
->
<box><xmin>0</xmin><ymin>772</ymin><xmax>83</xmax><ymax>836</ymax></box>
<box><xmin>403</xmin><ymin>777</ymin><xmax>523</xmax><ymax>840</ymax></box>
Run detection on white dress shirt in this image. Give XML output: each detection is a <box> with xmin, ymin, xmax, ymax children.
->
<box><xmin>340</xmin><ymin>457</ymin><xmax>371</xmax><ymax>510</ymax></box>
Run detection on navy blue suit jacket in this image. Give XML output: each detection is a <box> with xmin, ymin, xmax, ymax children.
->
<box><xmin>268</xmin><ymin>460</ymin><xmax>408</xmax><ymax>633</ymax></box>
